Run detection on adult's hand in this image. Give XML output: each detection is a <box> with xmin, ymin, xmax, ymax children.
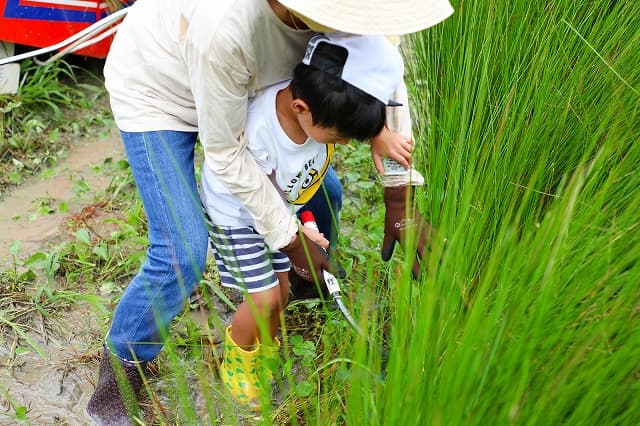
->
<box><xmin>281</xmin><ymin>230</ymin><xmax>330</xmax><ymax>285</ymax></box>
<box><xmin>381</xmin><ymin>185</ymin><xmax>433</xmax><ymax>279</ymax></box>
<box><xmin>370</xmin><ymin>126</ymin><xmax>413</xmax><ymax>175</ymax></box>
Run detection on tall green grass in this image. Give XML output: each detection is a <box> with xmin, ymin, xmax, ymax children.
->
<box><xmin>334</xmin><ymin>0</ymin><xmax>639</xmax><ymax>424</ymax></box>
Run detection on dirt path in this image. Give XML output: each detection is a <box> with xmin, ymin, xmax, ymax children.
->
<box><xmin>0</xmin><ymin>128</ymin><xmax>125</xmax><ymax>268</ymax></box>
<box><xmin>0</xmin><ymin>127</ymin><xmax>125</xmax><ymax>424</ymax></box>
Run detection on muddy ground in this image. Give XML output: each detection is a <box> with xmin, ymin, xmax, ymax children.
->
<box><xmin>0</xmin><ymin>129</ymin><xmax>237</xmax><ymax>425</ymax></box>
<box><xmin>0</xmin><ymin>128</ymin><xmax>127</xmax><ymax>424</ymax></box>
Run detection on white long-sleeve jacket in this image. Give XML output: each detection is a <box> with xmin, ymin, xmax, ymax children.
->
<box><xmin>104</xmin><ymin>0</ymin><xmax>415</xmax><ymax>249</ymax></box>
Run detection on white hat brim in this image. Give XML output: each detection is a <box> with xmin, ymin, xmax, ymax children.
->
<box><xmin>279</xmin><ymin>0</ymin><xmax>454</xmax><ymax>35</ymax></box>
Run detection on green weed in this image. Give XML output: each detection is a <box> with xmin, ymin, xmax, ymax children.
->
<box><xmin>0</xmin><ymin>59</ymin><xmax>111</xmax><ymax>196</ymax></box>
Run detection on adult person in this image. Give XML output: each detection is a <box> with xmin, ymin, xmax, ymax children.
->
<box><xmin>87</xmin><ymin>0</ymin><xmax>454</xmax><ymax>424</ymax></box>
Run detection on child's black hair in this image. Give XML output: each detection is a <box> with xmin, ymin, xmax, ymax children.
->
<box><xmin>290</xmin><ymin>62</ymin><xmax>386</xmax><ymax>141</ymax></box>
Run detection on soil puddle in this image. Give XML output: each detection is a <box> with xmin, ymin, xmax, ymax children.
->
<box><xmin>0</xmin><ymin>305</ymin><xmax>102</xmax><ymax>425</ymax></box>
<box><xmin>0</xmin><ymin>129</ymin><xmax>125</xmax><ymax>268</ymax></box>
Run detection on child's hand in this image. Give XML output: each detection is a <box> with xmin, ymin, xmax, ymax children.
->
<box><xmin>300</xmin><ymin>225</ymin><xmax>330</xmax><ymax>250</ymax></box>
<box><xmin>370</xmin><ymin>126</ymin><xmax>413</xmax><ymax>175</ymax></box>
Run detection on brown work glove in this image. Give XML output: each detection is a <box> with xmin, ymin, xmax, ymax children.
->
<box><xmin>381</xmin><ymin>185</ymin><xmax>433</xmax><ymax>279</ymax></box>
<box><xmin>281</xmin><ymin>229</ymin><xmax>331</xmax><ymax>286</ymax></box>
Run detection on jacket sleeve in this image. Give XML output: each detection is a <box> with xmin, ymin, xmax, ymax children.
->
<box><xmin>183</xmin><ymin>31</ymin><xmax>298</xmax><ymax>249</ymax></box>
<box><xmin>384</xmin><ymin>41</ymin><xmax>425</xmax><ymax>188</ymax></box>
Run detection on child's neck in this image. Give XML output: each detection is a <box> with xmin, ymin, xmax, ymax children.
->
<box><xmin>276</xmin><ymin>86</ymin><xmax>307</xmax><ymax>145</ymax></box>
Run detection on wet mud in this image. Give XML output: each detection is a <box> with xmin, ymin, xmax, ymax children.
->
<box><xmin>0</xmin><ymin>306</ymin><xmax>102</xmax><ymax>425</ymax></box>
<box><xmin>1</xmin><ymin>129</ymin><xmax>124</xmax><ymax>424</ymax></box>
<box><xmin>0</xmin><ymin>129</ymin><xmax>125</xmax><ymax>268</ymax></box>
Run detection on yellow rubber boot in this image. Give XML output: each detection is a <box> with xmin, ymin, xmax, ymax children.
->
<box><xmin>257</xmin><ymin>337</ymin><xmax>281</xmax><ymax>383</ymax></box>
<box><xmin>219</xmin><ymin>326</ymin><xmax>262</xmax><ymax>410</ymax></box>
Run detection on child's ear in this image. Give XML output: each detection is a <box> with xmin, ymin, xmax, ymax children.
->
<box><xmin>291</xmin><ymin>99</ymin><xmax>311</xmax><ymax>115</ymax></box>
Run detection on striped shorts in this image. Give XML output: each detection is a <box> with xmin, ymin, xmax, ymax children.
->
<box><xmin>207</xmin><ymin>224</ymin><xmax>291</xmax><ymax>293</ymax></box>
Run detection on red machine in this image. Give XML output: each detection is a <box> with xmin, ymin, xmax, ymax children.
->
<box><xmin>0</xmin><ymin>0</ymin><xmax>128</xmax><ymax>58</ymax></box>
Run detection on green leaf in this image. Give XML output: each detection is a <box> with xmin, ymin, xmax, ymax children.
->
<box><xmin>15</xmin><ymin>346</ymin><xmax>30</xmax><ymax>356</ymax></box>
<box><xmin>336</xmin><ymin>365</ymin><xmax>351</xmax><ymax>382</ymax></box>
<box><xmin>75</xmin><ymin>228</ymin><xmax>91</xmax><ymax>245</ymax></box>
<box><xmin>14</xmin><ymin>405</ymin><xmax>28</xmax><ymax>420</ymax></box>
<box><xmin>8</xmin><ymin>241</ymin><xmax>21</xmax><ymax>257</ymax></box>
<box><xmin>92</xmin><ymin>244</ymin><xmax>109</xmax><ymax>261</ymax></box>
<box><xmin>292</xmin><ymin>340</ymin><xmax>315</xmax><ymax>358</ymax></box>
<box><xmin>23</xmin><ymin>252</ymin><xmax>48</xmax><ymax>269</ymax></box>
<box><xmin>0</xmin><ymin>100</ymin><xmax>22</xmax><ymax>113</ymax></box>
<box><xmin>356</xmin><ymin>180</ymin><xmax>376</xmax><ymax>190</ymax></box>
<box><xmin>72</xmin><ymin>179</ymin><xmax>90</xmax><ymax>195</ymax></box>
<box><xmin>294</xmin><ymin>380</ymin><xmax>314</xmax><ymax>398</ymax></box>
<box><xmin>289</xmin><ymin>334</ymin><xmax>303</xmax><ymax>346</ymax></box>
<box><xmin>115</xmin><ymin>159</ymin><xmax>130</xmax><ymax>170</ymax></box>
<box><xmin>99</xmin><ymin>281</ymin><xmax>120</xmax><ymax>295</ymax></box>
<box><xmin>18</xmin><ymin>269</ymin><xmax>36</xmax><ymax>282</ymax></box>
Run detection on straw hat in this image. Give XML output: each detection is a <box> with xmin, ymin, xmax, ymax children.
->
<box><xmin>279</xmin><ymin>0</ymin><xmax>454</xmax><ymax>35</ymax></box>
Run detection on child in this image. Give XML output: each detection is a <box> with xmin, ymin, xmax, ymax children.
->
<box><xmin>199</xmin><ymin>32</ymin><xmax>404</xmax><ymax>410</ymax></box>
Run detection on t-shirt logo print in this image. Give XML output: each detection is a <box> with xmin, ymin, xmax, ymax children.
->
<box><xmin>301</xmin><ymin>168</ymin><xmax>319</xmax><ymax>190</ymax></box>
<box><xmin>284</xmin><ymin>158</ymin><xmax>321</xmax><ymax>203</ymax></box>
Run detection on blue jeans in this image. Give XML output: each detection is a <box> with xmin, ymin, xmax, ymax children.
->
<box><xmin>108</xmin><ymin>130</ymin><xmax>343</xmax><ymax>361</ymax></box>
<box><xmin>108</xmin><ymin>130</ymin><xmax>209</xmax><ymax>361</ymax></box>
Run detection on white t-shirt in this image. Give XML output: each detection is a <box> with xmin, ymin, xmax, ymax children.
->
<box><xmin>201</xmin><ymin>81</ymin><xmax>334</xmax><ymax>227</ymax></box>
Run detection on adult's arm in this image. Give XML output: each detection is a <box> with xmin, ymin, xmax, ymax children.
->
<box><xmin>183</xmin><ymin>33</ymin><xmax>298</xmax><ymax>250</ymax></box>
<box><xmin>382</xmin><ymin>80</ymin><xmax>425</xmax><ymax>187</ymax></box>
<box><xmin>182</xmin><ymin>24</ymin><xmax>331</xmax><ymax>285</ymax></box>
<box><xmin>370</xmin><ymin>38</ymin><xmax>425</xmax><ymax>186</ymax></box>
<box><xmin>374</xmin><ymin>42</ymin><xmax>432</xmax><ymax>278</ymax></box>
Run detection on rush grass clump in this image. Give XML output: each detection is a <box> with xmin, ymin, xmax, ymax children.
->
<box><xmin>335</xmin><ymin>0</ymin><xmax>640</xmax><ymax>424</ymax></box>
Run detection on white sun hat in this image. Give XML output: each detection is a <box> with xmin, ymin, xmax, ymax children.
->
<box><xmin>280</xmin><ymin>0</ymin><xmax>454</xmax><ymax>35</ymax></box>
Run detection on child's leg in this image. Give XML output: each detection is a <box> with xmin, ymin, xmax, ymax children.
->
<box><xmin>269</xmin><ymin>271</ymin><xmax>290</xmax><ymax>337</ymax></box>
<box><xmin>220</xmin><ymin>286</ymin><xmax>283</xmax><ymax>410</ymax></box>
<box><xmin>231</xmin><ymin>285</ymin><xmax>283</xmax><ymax>349</ymax></box>
<box><xmin>255</xmin><ymin>271</ymin><xmax>289</xmax><ymax>384</ymax></box>
<box><xmin>206</xmin><ymin>224</ymin><xmax>289</xmax><ymax>410</ymax></box>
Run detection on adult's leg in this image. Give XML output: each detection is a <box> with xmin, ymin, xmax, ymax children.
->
<box><xmin>107</xmin><ymin>130</ymin><xmax>209</xmax><ymax>361</ymax></box>
<box><xmin>298</xmin><ymin>166</ymin><xmax>342</xmax><ymax>248</ymax></box>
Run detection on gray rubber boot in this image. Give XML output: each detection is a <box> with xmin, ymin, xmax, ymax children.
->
<box><xmin>87</xmin><ymin>346</ymin><xmax>146</xmax><ymax>426</ymax></box>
